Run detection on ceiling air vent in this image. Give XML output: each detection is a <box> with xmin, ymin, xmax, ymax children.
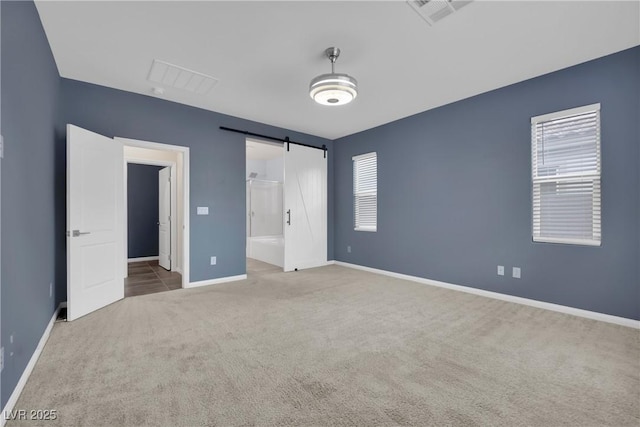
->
<box><xmin>147</xmin><ymin>59</ymin><xmax>219</xmax><ymax>95</ymax></box>
<box><xmin>407</xmin><ymin>0</ymin><xmax>473</xmax><ymax>26</ymax></box>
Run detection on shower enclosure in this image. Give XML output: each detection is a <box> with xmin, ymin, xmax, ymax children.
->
<box><xmin>246</xmin><ymin>179</ymin><xmax>284</xmax><ymax>267</ymax></box>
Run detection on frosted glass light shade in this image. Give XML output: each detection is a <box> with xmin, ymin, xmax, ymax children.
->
<box><xmin>309</xmin><ymin>73</ymin><xmax>358</xmax><ymax>106</ymax></box>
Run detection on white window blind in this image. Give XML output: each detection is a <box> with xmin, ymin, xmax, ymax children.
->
<box><xmin>353</xmin><ymin>152</ymin><xmax>377</xmax><ymax>231</ymax></box>
<box><xmin>531</xmin><ymin>103</ymin><xmax>601</xmax><ymax>246</ymax></box>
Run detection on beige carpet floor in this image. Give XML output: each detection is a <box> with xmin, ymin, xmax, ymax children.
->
<box><xmin>8</xmin><ymin>259</ymin><xmax>639</xmax><ymax>426</ymax></box>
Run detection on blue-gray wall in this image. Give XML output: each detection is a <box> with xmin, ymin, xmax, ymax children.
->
<box><xmin>1</xmin><ymin>0</ymin><xmax>334</xmax><ymax>408</ymax></box>
<box><xmin>127</xmin><ymin>164</ymin><xmax>162</xmax><ymax>259</ymax></box>
<box><xmin>59</xmin><ymin>79</ymin><xmax>334</xmax><ymax>289</ymax></box>
<box><xmin>1</xmin><ymin>1</ymin><xmax>61</xmax><ymax>408</ymax></box>
<box><xmin>334</xmin><ymin>46</ymin><xmax>640</xmax><ymax>320</ymax></box>
<box><xmin>1</xmin><ymin>0</ymin><xmax>637</xmax><ymax>413</ymax></box>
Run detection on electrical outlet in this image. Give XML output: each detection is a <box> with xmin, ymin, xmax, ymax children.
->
<box><xmin>0</xmin><ymin>347</ymin><xmax>4</xmax><ymax>372</ymax></box>
<box><xmin>347</xmin><ymin>246</ymin><xmax>351</xmax><ymax>253</ymax></box>
<box><xmin>0</xmin><ymin>135</ymin><xmax>4</xmax><ymax>159</ymax></box>
<box><xmin>49</xmin><ymin>282</ymin><xmax>53</xmax><ymax>298</ymax></box>
<box><xmin>210</xmin><ymin>256</ymin><xmax>217</xmax><ymax>265</ymax></box>
<box><xmin>10</xmin><ymin>334</ymin><xmax>13</xmax><ymax>344</ymax></box>
<box><xmin>497</xmin><ymin>265</ymin><xmax>504</xmax><ymax>276</ymax></box>
<box><xmin>512</xmin><ymin>267</ymin><xmax>521</xmax><ymax>279</ymax></box>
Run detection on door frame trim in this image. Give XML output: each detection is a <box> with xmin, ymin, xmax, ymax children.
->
<box><xmin>116</xmin><ymin>137</ymin><xmax>190</xmax><ymax>288</ymax></box>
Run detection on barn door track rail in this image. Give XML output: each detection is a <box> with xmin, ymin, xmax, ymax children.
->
<box><xmin>219</xmin><ymin>126</ymin><xmax>327</xmax><ymax>158</ymax></box>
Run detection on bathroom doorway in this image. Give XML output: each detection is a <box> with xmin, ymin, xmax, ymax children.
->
<box><xmin>245</xmin><ymin>138</ymin><xmax>284</xmax><ymax>269</ymax></box>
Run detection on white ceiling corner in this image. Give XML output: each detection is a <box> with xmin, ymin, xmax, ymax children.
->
<box><xmin>35</xmin><ymin>1</ymin><xmax>640</xmax><ymax>140</ymax></box>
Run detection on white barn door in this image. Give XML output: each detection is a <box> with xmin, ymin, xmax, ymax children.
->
<box><xmin>158</xmin><ymin>166</ymin><xmax>171</xmax><ymax>270</ymax></box>
<box><xmin>283</xmin><ymin>143</ymin><xmax>327</xmax><ymax>272</ymax></box>
<box><xmin>67</xmin><ymin>125</ymin><xmax>124</xmax><ymax>321</ymax></box>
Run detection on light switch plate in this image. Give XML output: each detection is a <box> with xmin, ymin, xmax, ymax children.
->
<box><xmin>197</xmin><ymin>207</ymin><xmax>209</xmax><ymax>215</ymax></box>
<box><xmin>497</xmin><ymin>265</ymin><xmax>504</xmax><ymax>276</ymax></box>
<box><xmin>210</xmin><ymin>256</ymin><xmax>216</xmax><ymax>265</ymax></box>
<box><xmin>0</xmin><ymin>135</ymin><xmax>4</xmax><ymax>159</ymax></box>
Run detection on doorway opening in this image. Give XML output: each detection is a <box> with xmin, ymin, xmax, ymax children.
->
<box><xmin>125</xmin><ymin>162</ymin><xmax>181</xmax><ymax>297</ymax></box>
<box><xmin>244</xmin><ymin>135</ymin><xmax>329</xmax><ymax>274</ymax></box>
<box><xmin>246</xmin><ymin>138</ymin><xmax>284</xmax><ymax>272</ymax></box>
<box><xmin>66</xmin><ymin>125</ymin><xmax>191</xmax><ymax>321</ymax></box>
<box><xmin>120</xmin><ymin>139</ymin><xmax>189</xmax><ymax>297</ymax></box>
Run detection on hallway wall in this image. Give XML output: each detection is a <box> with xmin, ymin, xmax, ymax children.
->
<box><xmin>127</xmin><ymin>164</ymin><xmax>163</xmax><ymax>258</ymax></box>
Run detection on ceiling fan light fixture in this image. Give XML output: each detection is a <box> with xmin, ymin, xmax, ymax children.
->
<box><xmin>310</xmin><ymin>74</ymin><xmax>358</xmax><ymax>106</ymax></box>
<box><xmin>310</xmin><ymin>47</ymin><xmax>358</xmax><ymax>106</ymax></box>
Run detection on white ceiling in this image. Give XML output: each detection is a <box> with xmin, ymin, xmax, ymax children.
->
<box><xmin>35</xmin><ymin>1</ymin><xmax>639</xmax><ymax>140</ymax></box>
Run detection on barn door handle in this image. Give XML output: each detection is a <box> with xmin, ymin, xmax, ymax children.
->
<box><xmin>286</xmin><ymin>209</ymin><xmax>291</xmax><ymax>225</ymax></box>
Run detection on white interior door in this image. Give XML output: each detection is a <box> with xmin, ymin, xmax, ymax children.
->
<box><xmin>283</xmin><ymin>143</ymin><xmax>327</xmax><ymax>272</ymax></box>
<box><xmin>67</xmin><ymin>125</ymin><xmax>124</xmax><ymax>321</ymax></box>
<box><xmin>158</xmin><ymin>166</ymin><xmax>171</xmax><ymax>270</ymax></box>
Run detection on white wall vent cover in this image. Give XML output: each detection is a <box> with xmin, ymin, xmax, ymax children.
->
<box><xmin>147</xmin><ymin>59</ymin><xmax>219</xmax><ymax>95</ymax></box>
<box><xmin>408</xmin><ymin>0</ymin><xmax>473</xmax><ymax>26</ymax></box>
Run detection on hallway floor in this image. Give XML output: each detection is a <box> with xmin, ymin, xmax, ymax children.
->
<box><xmin>125</xmin><ymin>260</ymin><xmax>182</xmax><ymax>297</ymax></box>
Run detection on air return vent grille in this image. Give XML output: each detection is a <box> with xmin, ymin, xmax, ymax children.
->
<box><xmin>147</xmin><ymin>60</ymin><xmax>219</xmax><ymax>95</ymax></box>
<box><xmin>408</xmin><ymin>0</ymin><xmax>473</xmax><ymax>26</ymax></box>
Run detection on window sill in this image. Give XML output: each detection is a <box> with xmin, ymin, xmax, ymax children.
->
<box><xmin>355</xmin><ymin>227</ymin><xmax>377</xmax><ymax>233</ymax></box>
<box><xmin>533</xmin><ymin>237</ymin><xmax>601</xmax><ymax>247</ymax></box>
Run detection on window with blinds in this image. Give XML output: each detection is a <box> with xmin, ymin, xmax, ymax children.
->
<box><xmin>353</xmin><ymin>152</ymin><xmax>377</xmax><ymax>232</ymax></box>
<box><xmin>531</xmin><ymin>103</ymin><xmax>601</xmax><ymax>246</ymax></box>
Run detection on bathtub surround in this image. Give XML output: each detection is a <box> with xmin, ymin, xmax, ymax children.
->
<box><xmin>248</xmin><ymin>236</ymin><xmax>285</xmax><ymax>268</ymax></box>
<box><xmin>246</xmin><ymin>179</ymin><xmax>284</xmax><ymax>268</ymax></box>
<box><xmin>247</xmin><ymin>179</ymin><xmax>283</xmax><ymax>238</ymax></box>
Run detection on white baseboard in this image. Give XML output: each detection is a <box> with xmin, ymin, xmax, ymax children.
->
<box><xmin>174</xmin><ymin>267</ymin><xmax>183</xmax><ymax>275</ymax></box>
<box><xmin>1</xmin><ymin>303</ymin><xmax>64</xmax><ymax>426</ymax></box>
<box><xmin>325</xmin><ymin>260</ymin><xmax>336</xmax><ymax>265</ymax></box>
<box><xmin>334</xmin><ymin>261</ymin><xmax>640</xmax><ymax>329</ymax></box>
<box><xmin>186</xmin><ymin>274</ymin><xmax>247</xmax><ymax>289</ymax></box>
<box><xmin>127</xmin><ymin>256</ymin><xmax>159</xmax><ymax>263</ymax></box>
